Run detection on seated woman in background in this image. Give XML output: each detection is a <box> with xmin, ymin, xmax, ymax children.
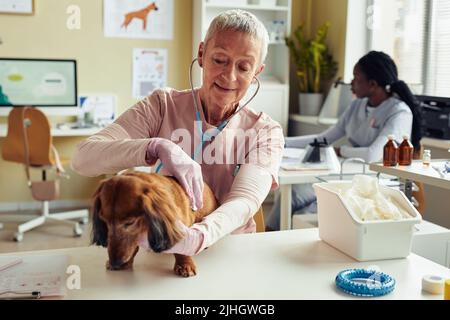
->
<box><xmin>265</xmin><ymin>50</ymin><xmax>423</xmax><ymax>231</ymax></box>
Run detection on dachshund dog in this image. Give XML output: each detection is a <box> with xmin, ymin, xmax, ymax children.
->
<box><xmin>91</xmin><ymin>172</ymin><xmax>218</xmax><ymax>277</ymax></box>
<box><xmin>121</xmin><ymin>2</ymin><xmax>159</xmax><ymax>31</ymax></box>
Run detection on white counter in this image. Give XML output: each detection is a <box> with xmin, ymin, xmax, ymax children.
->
<box><xmin>1</xmin><ymin>229</ymin><xmax>448</xmax><ymax>300</ymax></box>
<box><xmin>369</xmin><ymin>160</ymin><xmax>450</xmax><ymax>190</ymax></box>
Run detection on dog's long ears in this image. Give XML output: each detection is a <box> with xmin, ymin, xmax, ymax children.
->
<box><xmin>91</xmin><ymin>182</ymin><xmax>108</xmax><ymax>247</ymax></box>
<box><xmin>141</xmin><ymin>187</ymin><xmax>184</xmax><ymax>253</ymax></box>
<box><xmin>143</xmin><ymin>209</ymin><xmax>169</xmax><ymax>253</ymax></box>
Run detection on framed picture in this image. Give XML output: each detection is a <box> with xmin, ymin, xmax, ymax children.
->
<box><xmin>0</xmin><ymin>0</ymin><xmax>34</xmax><ymax>15</ymax></box>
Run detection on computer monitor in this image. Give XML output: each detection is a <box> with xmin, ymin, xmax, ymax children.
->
<box><xmin>0</xmin><ymin>58</ymin><xmax>78</xmax><ymax>116</ymax></box>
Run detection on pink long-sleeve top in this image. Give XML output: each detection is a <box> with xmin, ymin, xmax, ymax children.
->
<box><xmin>72</xmin><ymin>87</ymin><xmax>284</xmax><ymax>244</ymax></box>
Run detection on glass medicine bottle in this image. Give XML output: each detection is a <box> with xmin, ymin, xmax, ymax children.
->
<box><xmin>422</xmin><ymin>149</ymin><xmax>431</xmax><ymax>167</ymax></box>
<box><xmin>398</xmin><ymin>135</ymin><xmax>413</xmax><ymax>166</ymax></box>
<box><xmin>383</xmin><ymin>135</ymin><xmax>398</xmax><ymax>166</ymax></box>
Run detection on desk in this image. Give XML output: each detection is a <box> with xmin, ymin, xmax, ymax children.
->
<box><xmin>0</xmin><ymin>124</ymin><xmax>101</xmax><ymax>137</ymax></box>
<box><xmin>369</xmin><ymin>160</ymin><xmax>450</xmax><ymax>191</ymax></box>
<box><xmin>421</xmin><ymin>137</ymin><xmax>450</xmax><ymax>150</ymax></box>
<box><xmin>419</xmin><ymin>140</ymin><xmax>450</xmax><ymax>228</ymax></box>
<box><xmin>0</xmin><ymin>229</ymin><xmax>448</xmax><ymax>299</ymax></box>
<box><xmin>369</xmin><ymin>161</ymin><xmax>450</xmax><ymax>229</ymax></box>
<box><xmin>278</xmin><ymin>160</ymin><xmax>371</xmax><ymax>230</ymax></box>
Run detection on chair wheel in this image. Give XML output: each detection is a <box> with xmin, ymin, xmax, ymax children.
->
<box><xmin>79</xmin><ymin>217</ymin><xmax>89</xmax><ymax>225</ymax></box>
<box><xmin>73</xmin><ymin>224</ymin><xmax>83</xmax><ymax>237</ymax></box>
<box><xmin>14</xmin><ymin>232</ymin><xmax>24</xmax><ymax>242</ymax></box>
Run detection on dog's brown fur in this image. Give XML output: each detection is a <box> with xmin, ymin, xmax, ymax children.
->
<box><xmin>121</xmin><ymin>2</ymin><xmax>159</xmax><ymax>30</ymax></box>
<box><xmin>91</xmin><ymin>172</ymin><xmax>218</xmax><ymax>277</ymax></box>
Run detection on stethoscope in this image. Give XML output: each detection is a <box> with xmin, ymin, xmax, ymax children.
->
<box><xmin>155</xmin><ymin>58</ymin><xmax>261</xmax><ymax>173</ymax></box>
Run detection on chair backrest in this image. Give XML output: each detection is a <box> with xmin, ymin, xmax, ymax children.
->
<box><xmin>2</xmin><ymin>107</ymin><xmax>53</xmax><ymax>167</ymax></box>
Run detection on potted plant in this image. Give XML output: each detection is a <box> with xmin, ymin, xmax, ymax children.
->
<box><xmin>286</xmin><ymin>22</ymin><xmax>338</xmax><ymax>116</ymax></box>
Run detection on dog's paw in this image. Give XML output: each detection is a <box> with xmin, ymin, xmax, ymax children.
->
<box><xmin>174</xmin><ymin>262</ymin><xmax>197</xmax><ymax>277</ymax></box>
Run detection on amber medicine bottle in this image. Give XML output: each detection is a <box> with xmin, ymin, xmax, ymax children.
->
<box><xmin>398</xmin><ymin>135</ymin><xmax>414</xmax><ymax>166</ymax></box>
<box><xmin>383</xmin><ymin>135</ymin><xmax>398</xmax><ymax>166</ymax></box>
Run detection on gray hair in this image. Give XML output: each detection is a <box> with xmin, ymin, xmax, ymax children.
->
<box><xmin>203</xmin><ymin>9</ymin><xmax>269</xmax><ymax>64</ymax></box>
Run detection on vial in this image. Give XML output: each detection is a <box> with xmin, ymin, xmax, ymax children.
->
<box><xmin>422</xmin><ymin>149</ymin><xmax>431</xmax><ymax>167</ymax></box>
<box><xmin>383</xmin><ymin>135</ymin><xmax>398</xmax><ymax>166</ymax></box>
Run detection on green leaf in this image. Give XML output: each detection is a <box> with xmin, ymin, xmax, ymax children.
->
<box><xmin>286</xmin><ymin>22</ymin><xmax>338</xmax><ymax>93</ymax></box>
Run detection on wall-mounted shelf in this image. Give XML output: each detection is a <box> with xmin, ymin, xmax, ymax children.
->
<box><xmin>269</xmin><ymin>41</ymin><xmax>286</xmax><ymax>45</ymax></box>
<box><xmin>205</xmin><ymin>4</ymin><xmax>289</xmax><ymax>11</ymax></box>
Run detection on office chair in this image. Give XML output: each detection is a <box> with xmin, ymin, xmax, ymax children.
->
<box><xmin>1</xmin><ymin>107</ymin><xmax>88</xmax><ymax>242</ymax></box>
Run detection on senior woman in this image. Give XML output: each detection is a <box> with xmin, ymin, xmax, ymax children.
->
<box><xmin>72</xmin><ymin>10</ymin><xmax>284</xmax><ymax>256</ymax></box>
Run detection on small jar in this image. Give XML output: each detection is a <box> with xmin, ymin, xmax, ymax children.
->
<box><xmin>422</xmin><ymin>149</ymin><xmax>431</xmax><ymax>167</ymax></box>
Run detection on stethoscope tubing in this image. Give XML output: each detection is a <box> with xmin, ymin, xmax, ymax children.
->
<box><xmin>156</xmin><ymin>58</ymin><xmax>261</xmax><ymax>173</ymax></box>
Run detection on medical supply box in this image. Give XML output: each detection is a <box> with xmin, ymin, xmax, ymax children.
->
<box><xmin>313</xmin><ymin>181</ymin><xmax>422</xmax><ymax>261</ymax></box>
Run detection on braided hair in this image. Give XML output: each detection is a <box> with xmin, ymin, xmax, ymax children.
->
<box><xmin>357</xmin><ymin>51</ymin><xmax>422</xmax><ymax>151</ymax></box>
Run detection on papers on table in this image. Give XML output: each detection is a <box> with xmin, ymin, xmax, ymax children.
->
<box><xmin>0</xmin><ymin>254</ymin><xmax>69</xmax><ymax>298</ymax></box>
<box><xmin>79</xmin><ymin>95</ymin><xmax>117</xmax><ymax>126</ymax></box>
<box><xmin>282</xmin><ymin>148</ymin><xmax>303</xmax><ymax>159</ymax></box>
<box><xmin>281</xmin><ymin>147</ymin><xmax>340</xmax><ymax>173</ymax></box>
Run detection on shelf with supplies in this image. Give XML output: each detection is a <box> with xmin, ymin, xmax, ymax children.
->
<box><xmin>205</xmin><ymin>3</ymin><xmax>289</xmax><ymax>12</ymax></box>
<box><xmin>269</xmin><ymin>41</ymin><xmax>287</xmax><ymax>45</ymax></box>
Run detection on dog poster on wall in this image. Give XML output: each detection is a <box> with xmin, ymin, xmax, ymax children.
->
<box><xmin>104</xmin><ymin>0</ymin><xmax>173</xmax><ymax>40</ymax></box>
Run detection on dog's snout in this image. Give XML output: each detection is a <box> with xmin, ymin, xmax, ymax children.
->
<box><xmin>109</xmin><ymin>259</ymin><xmax>126</xmax><ymax>270</ymax></box>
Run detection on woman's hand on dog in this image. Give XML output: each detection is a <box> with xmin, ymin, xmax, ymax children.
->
<box><xmin>146</xmin><ymin>138</ymin><xmax>204</xmax><ymax>210</ymax></box>
<box><xmin>162</xmin><ymin>222</ymin><xmax>205</xmax><ymax>256</ymax></box>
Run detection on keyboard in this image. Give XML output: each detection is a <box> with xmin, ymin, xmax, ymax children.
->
<box><xmin>55</xmin><ymin>123</ymin><xmax>98</xmax><ymax>130</ymax></box>
<box><xmin>69</xmin><ymin>124</ymin><xmax>97</xmax><ymax>129</ymax></box>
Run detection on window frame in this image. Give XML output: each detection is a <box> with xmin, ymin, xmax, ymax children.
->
<box><xmin>364</xmin><ymin>0</ymin><xmax>447</xmax><ymax>97</ymax></box>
